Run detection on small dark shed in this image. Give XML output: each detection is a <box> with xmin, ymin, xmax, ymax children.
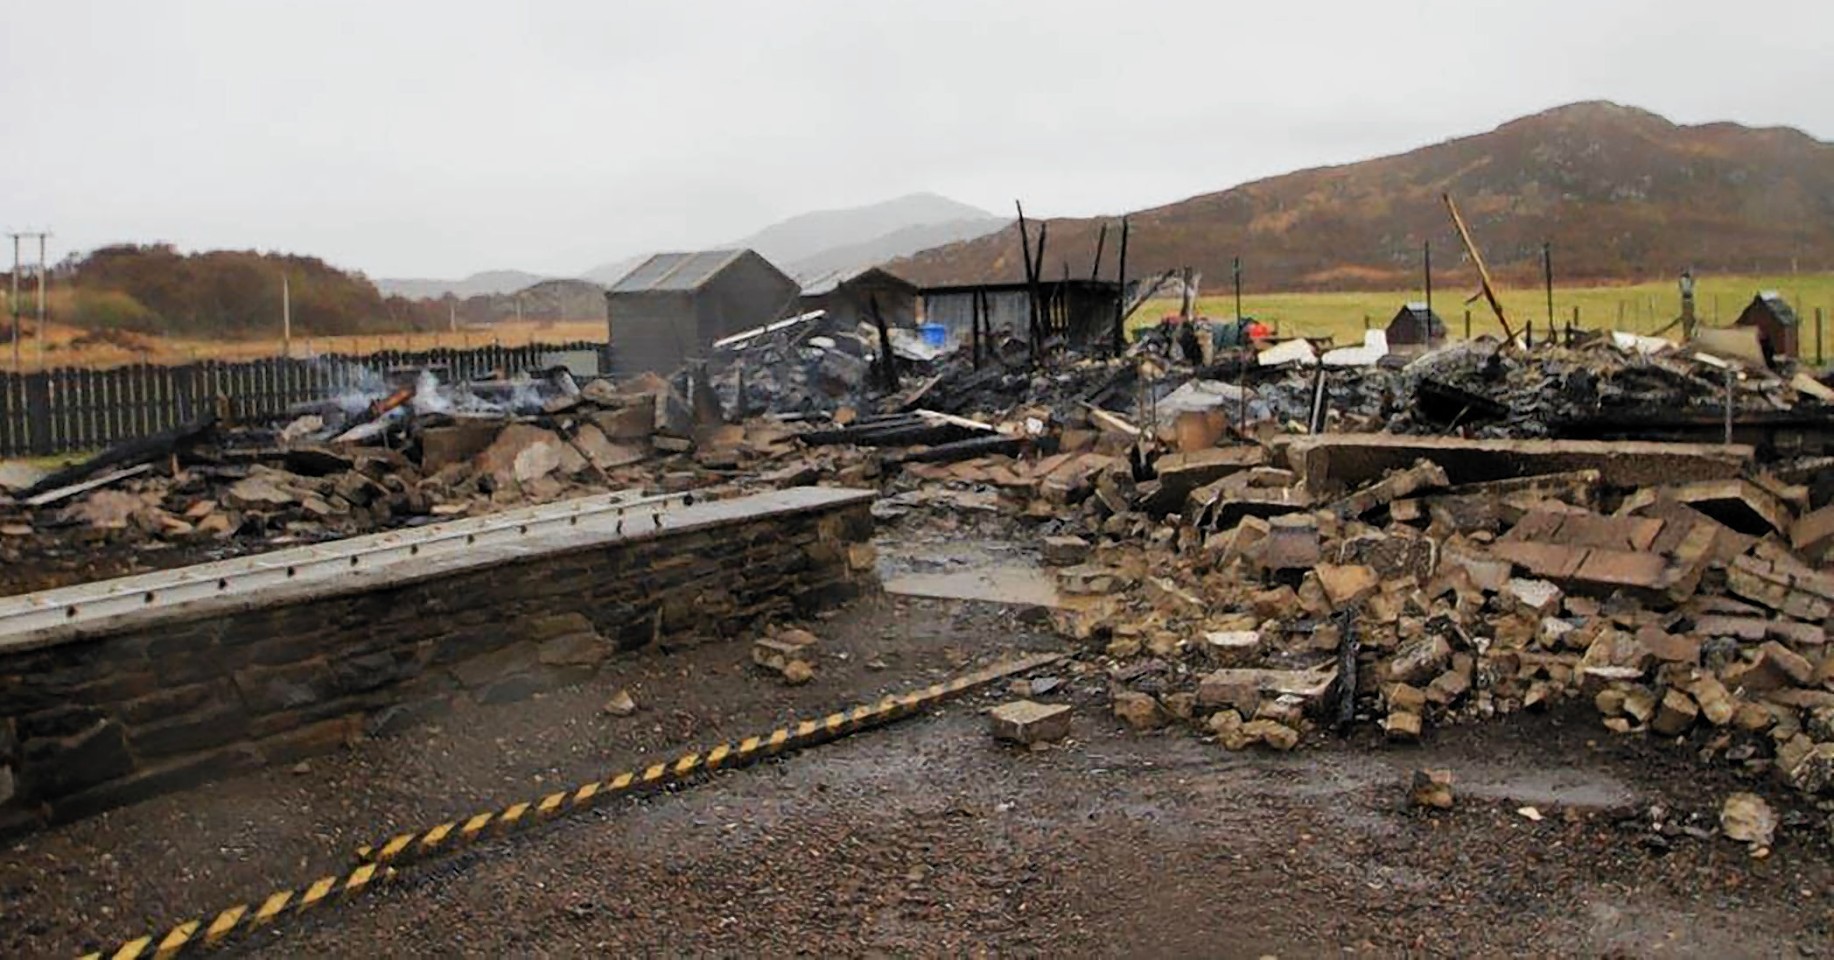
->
<box><xmin>919</xmin><ymin>279</ymin><xmax>1123</xmax><ymax>347</ymax></box>
<box><xmin>1735</xmin><ymin>291</ymin><xmax>1800</xmax><ymax>360</ymax></box>
<box><xmin>798</xmin><ymin>267</ymin><xmax>919</xmax><ymax>330</ymax></box>
<box><xmin>1385</xmin><ymin>302</ymin><xmax>1447</xmax><ymax>346</ymax></box>
<box><xmin>605</xmin><ymin>249</ymin><xmax>800</xmax><ymax>376</ymax></box>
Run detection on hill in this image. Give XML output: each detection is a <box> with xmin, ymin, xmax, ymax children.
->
<box><xmin>578</xmin><ymin>192</ymin><xmax>1004</xmax><ymax>288</ymax></box>
<box><xmin>376</xmin><ymin>269</ymin><xmax>548</xmax><ymax>299</ymax></box>
<box><xmin>894</xmin><ymin>102</ymin><xmax>1834</xmax><ymax>292</ymax></box>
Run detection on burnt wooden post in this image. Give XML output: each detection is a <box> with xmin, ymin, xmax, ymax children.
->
<box><xmin>869</xmin><ymin>293</ymin><xmax>897</xmax><ymax>391</ymax></box>
<box><xmin>1090</xmin><ymin>223</ymin><xmax>1107</xmax><ymax>281</ymax></box>
<box><xmin>1112</xmin><ymin>217</ymin><xmax>1130</xmax><ymax>356</ymax></box>
<box><xmin>1819</xmin><ymin>307</ymin><xmax>1825</xmax><ymax>366</ymax></box>
<box><xmin>970</xmin><ymin>287</ymin><xmax>983</xmax><ymax>369</ymax></box>
<box><xmin>26</xmin><ymin>370</ymin><xmax>52</xmax><ymax>456</ymax></box>
<box><xmin>1464</xmin><ymin>309</ymin><xmax>1471</xmax><ymax>340</ymax></box>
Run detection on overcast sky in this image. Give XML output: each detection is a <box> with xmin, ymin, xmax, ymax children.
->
<box><xmin>3</xmin><ymin>0</ymin><xmax>1831</xmax><ymax>280</ymax></box>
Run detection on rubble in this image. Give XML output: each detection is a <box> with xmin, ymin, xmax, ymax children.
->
<box><xmin>1409</xmin><ymin>769</ymin><xmax>1455</xmax><ymax>809</ymax></box>
<box><xmin>989</xmin><ymin>700</ymin><xmax>1073</xmax><ymax>744</ymax></box>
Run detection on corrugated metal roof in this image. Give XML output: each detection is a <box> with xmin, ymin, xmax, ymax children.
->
<box><xmin>609</xmin><ymin>250</ymin><xmax>748</xmax><ymax>294</ymax></box>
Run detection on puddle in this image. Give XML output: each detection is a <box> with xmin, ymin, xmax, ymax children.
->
<box><xmin>1454</xmin><ymin>765</ymin><xmax>1636</xmax><ymax>809</ymax></box>
<box><xmin>882</xmin><ymin>565</ymin><xmax>1062</xmax><ymax>607</ymax></box>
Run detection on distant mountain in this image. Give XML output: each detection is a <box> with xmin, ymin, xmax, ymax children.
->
<box><xmin>895</xmin><ymin>101</ymin><xmax>1834</xmax><ymax>290</ymax></box>
<box><xmin>580</xmin><ymin>255</ymin><xmax>646</xmax><ymax>287</ymax></box>
<box><xmin>377</xmin><ymin>269</ymin><xmax>548</xmax><ymax>299</ymax></box>
<box><xmin>576</xmin><ymin>193</ymin><xmax>1006</xmax><ymax>290</ymax></box>
<box><xmin>783</xmin><ymin>216</ymin><xmax>1010</xmax><ymax>285</ymax></box>
<box><xmin>733</xmin><ymin>192</ymin><xmax>1004</xmax><ymax>272</ymax></box>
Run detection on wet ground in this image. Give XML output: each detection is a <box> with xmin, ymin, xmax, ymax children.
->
<box><xmin>5</xmin><ymin>578</ymin><xmax>1834</xmax><ymax>956</ymax></box>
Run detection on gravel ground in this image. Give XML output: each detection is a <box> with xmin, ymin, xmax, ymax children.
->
<box><xmin>5</xmin><ymin>587</ymin><xmax>1834</xmax><ymax>958</ymax></box>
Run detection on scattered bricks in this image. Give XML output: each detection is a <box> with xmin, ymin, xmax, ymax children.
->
<box><xmin>1637</xmin><ymin>627</ymin><xmax>1701</xmax><ymax>665</ymax></box>
<box><xmin>1207</xmin><ymin>709</ymin><xmax>1252</xmax><ymax>750</ymax></box>
<box><xmin>1690</xmin><ymin>675</ymin><xmax>1737</xmax><ymax>726</ymax></box>
<box><xmin>1440</xmin><ymin>547</ymin><xmax>1512</xmax><ymax>593</ymax></box>
<box><xmin>1296</xmin><ymin>576</ymin><xmax>1333</xmax><ymax>619</ymax></box>
<box><xmin>1650</xmin><ymin>689</ymin><xmax>1700</xmax><ymax>736</ymax></box>
<box><xmin>1328</xmin><ymin>458</ymin><xmax>1449</xmax><ymax>520</ymax></box>
<box><xmin>989</xmin><ymin>700</ymin><xmax>1073</xmax><ymax>744</ymax></box>
<box><xmin>780</xmin><ymin>659</ymin><xmax>816</xmax><ymax>686</ymax></box>
<box><xmin>1792</xmin><ymin>502</ymin><xmax>1834</xmax><ymax>559</ymax></box>
<box><xmin>537</xmin><ymin>631</ymin><xmax>614</xmax><ymax>668</ymax></box>
<box><xmin>1041</xmin><ymin>535</ymin><xmax>1091</xmax><ymax>567</ymax></box>
<box><xmin>1258</xmin><ymin>515</ymin><xmax>1320</xmax><ymax>572</ymax></box>
<box><xmin>1058</xmin><ymin>564</ymin><xmax>1123</xmax><ymax>595</ymax></box>
<box><xmin>1383</xmin><ymin>710</ymin><xmax>1423</xmax><ymax>741</ymax></box>
<box><xmin>1213</xmin><ymin>515</ymin><xmax>1272</xmax><ymax>566</ymax></box>
<box><xmin>1410</xmin><ymin>768</ymin><xmax>1455</xmax><ymax>809</ymax></box>
<box><xmin>1196</xmin><ymin>667</ymin><xmax>1338</xmax><ymax>714</ymax></box>
<box><xmin>1200</xmin><ymin>630</ymin><xmax>1262</xmax><ymax>665</ymax></box>
<box><xmin>1242</xmin><ymin>719</ymin><xmax>1300</xmax><ymax>751</ymax></box>
<box><xmin>1112</xmin><ymin>691</ymin><xmax>1166</xmax><ymax>730</ymax></box>
<box><xmin>753</xmin><ymin>629</ymin><xmax>820</xmax><ymax>676</ymax></box>
<box><xmin>1507</xmin><ymin>578</ymin><xmax>1563</xmax><ymax>617</ymax></box>
<box><xmin>1339</xmin><ymin>531</ymin><xmax>1437</xmax><ymax>582</ymax></box>
<box><xmin>1622</xmin><ymin>687</ymin><xmax>1658</xmax><ymax>725</ymax></box>
<box><xmin>846</xmin><ymin>543</ymin><xmax>878</xmax><ymax>573</ymax></box>
<box><xmin>1386</xmin><ymin>634</ymin><xmax>1451</xmax><ymax>686</ymax></box>
<box><xmin>1315</xmin><ymin>563</ymin><xmax>1379</xmax><ymax>609</ymax></box>
<box><xmin>1721</xmin><ymin>792</ymin><xmax>1778</xmax><ymax>849</ymax></box>
<box><xmin>1595</xmin><ymin>687</ymin><xmax>1628</xmax><ymax>716</ymax></box>
<box><xmin>1386</xmin><ymin>683</ymin><xmax>1427</xmax><ymax>715</ymax></box>
<box><xmin>602</xmin><ymin>689</ymin><xmax>638</xmax><ymax>717</ymax></box>
<box><xmin>1757</xmin><ymin>641</ymin><xmax>1815</xmax><ymax>688</ymax></box>
<box><xmin>1163</xmin><ymin>692</ymin><xmax>1197</xmax><ymax>721</ymax></box>
<box><xmin>1426</xmin><ymin>665</ymin><xmax>1472</xmax><ymax>707</ymax></box>
<box><xmin>1143</xmin><ymin>577</ymin><xmax>1206</xmax><ymax>617</ymax></box>
<box><xmin>1250</xmin><ymin>586</ymin><xmax>1299</xmax><ymax>621</ymax></box>
<box><xmin>1786</xmin><ymin>743</ymin><xmax>1834</xmax><ymax>793</ymax></box>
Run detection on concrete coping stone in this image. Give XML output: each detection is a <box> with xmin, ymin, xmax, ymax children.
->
<box><xmin>0</xmin><ymin>485</ymin><xmax>876</xmax><ymax>654</ymax></box>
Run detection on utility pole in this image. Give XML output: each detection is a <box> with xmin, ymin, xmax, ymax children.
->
<box><xmin>1232</xmin><ymin>257</ymin><xmax>1243</xmax><ymax>322</ymax></box>
<box><xmin>1423</xmin><ymin>240</ymin><xmax>1433</xmax><ymax>338</ymax></box>
<box><xmin>1543</xmin><ymin>241</ymin><xmax>1554</xmax><ymax>331</ymax></box>
<box><xmin>8</xmin><ymin>233</ymin><xmax>20</xmax><ymax>373</ymax></box>
<box><xmin>35</xmin><ymin>233</ymin><xmax>48</xmax><ymax>370</ymax></box>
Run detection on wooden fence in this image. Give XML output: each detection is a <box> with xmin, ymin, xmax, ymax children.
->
<box><xmin>0</xmin><ymin>341</ymin><xmax>607</xmax><ymax>458</ymax></box>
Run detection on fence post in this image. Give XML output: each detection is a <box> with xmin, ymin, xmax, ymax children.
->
<box><xmin>26</xmin><ymin>371</ymin><xmax>53</xmax><ymax>456</ymax></box>
<box><xmin>1818</xmin><ymin>307</ymin><xmax>1825</xmax><ymax>367</ymax></box>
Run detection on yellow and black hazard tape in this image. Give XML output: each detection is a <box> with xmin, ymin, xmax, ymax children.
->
<box><xmin>78</xmin><ymin>652</ymin><xmax>1064</xmax><ymax>959</ymax></box>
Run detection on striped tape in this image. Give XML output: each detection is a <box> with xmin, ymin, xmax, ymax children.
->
<box><xmin>77</xmin><ymin>652</ymin><xmax>1062</xmax><ymax>959</ymax></box>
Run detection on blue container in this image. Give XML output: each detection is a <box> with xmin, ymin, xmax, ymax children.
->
<box><xmin>920</xmin><ymin>323</ymin><xmax>948</xmax><ymax>348</ymax></box>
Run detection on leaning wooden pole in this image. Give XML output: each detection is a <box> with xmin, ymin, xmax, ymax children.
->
<box><xmin>1112</xmin><ymin>217</ymin><xmax>1130</xmax><ymax>355</ymax></box>
<box><xmin>1443</xmin><ymin>193</ymin><xmax>1516</xmax><ymax>343</ymax></box>
<box><xmin>1090</xmin><ymin>223</ymin><xmax>1108</xmax><ymax>282</ymax></box>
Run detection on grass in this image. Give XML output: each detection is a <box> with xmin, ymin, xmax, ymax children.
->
<box><xmin>0</xmin><ymin>319</ymin><xmax>609</xmax><ymax>372</ymax></box>
<box><xmin>1133</xmin><ymin>272</ymin><xmax>1834</xmax><ymax>356</ymax></box>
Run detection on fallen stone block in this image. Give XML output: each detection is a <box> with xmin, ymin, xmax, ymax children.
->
<box><xmin>1112</xmin><ymin>691</ymin><xmax>1166</xmax><ymax>730</ymax></box>
<box><xmin>1242</xmin><ymin>718</ymin><xmax>1300</xmax><ymax>751</ymax></box>
<box><xmin>1199</xmin><ymin>630</ymin><xmax>1262</xmax><ymax>665</ymax></box>
<box><xmin>1327</xmin><ymin>458</ymin><xmax>1449</xmax><ymax>519</ymax></box>
<box><xmin>1315</xmin><ymin>563</ymin><xmax>1379</xmax><ymax>609</ymax></box>
<box><xmin>1280</xmin><ymin>434</ymin><xmax>1752</xmax><ymax>491</ymax></box>
<box><xmin>989</xmin><ymin>700</ymin><xmax>1073</xmax><ymax>744</ymax></box>
<box><xmin>1650</xmin><ymin>689</ymin><xmax>1699</xmax><ymax>736</ymax></box>
<box><xmin>1720</xmin><ymin>791</ymin><xmax>1777</xmax><ymax>848</ymax></box>
<box><xmin>1041</xmin><ymin>535</ymin><xmax>1091</xmax><ymax>567</ymax></box>
<box><xmin>1410</xmin><ymin>768</ymin><xmax>1454</xmax><ymax>809</ymax></box>
<box><xmin>754</xmin><ymin>629</ymin><xmax>820</xmax><ymax>675</ymax></box>
<box><xmin>1383</xmin><ymin>710</ymin><xmax>1423</xmax><ymax>741</ymax></box>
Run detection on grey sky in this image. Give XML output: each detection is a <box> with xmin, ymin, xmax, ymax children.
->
<box><xmin>4</xmin><ymin>0</ymin><xmax>1831</xmax><ymax>280</ymax></box>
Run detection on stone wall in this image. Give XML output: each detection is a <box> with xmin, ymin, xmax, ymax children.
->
<box><xmin>0</xmin><ymin>487</ymin><xmax>876</xmax><ymax>835</ymax></box>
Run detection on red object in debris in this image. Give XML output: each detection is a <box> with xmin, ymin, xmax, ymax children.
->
<box><xmin>1244</xmin><ymin>320</ymin><xmax>1272</xmax><ymax>340</ymax></box>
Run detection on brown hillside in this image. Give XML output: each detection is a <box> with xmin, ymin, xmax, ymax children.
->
<box><xmin>894</xmin><ymin>102</ymin><xmax>1834</xmax><ymax>293</ymax></box>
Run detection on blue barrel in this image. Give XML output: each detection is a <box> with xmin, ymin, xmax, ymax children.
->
<box><xmin>920</xmin><ymin>323</ymin><xmax>947</xmax><ymax>348</ymax></box>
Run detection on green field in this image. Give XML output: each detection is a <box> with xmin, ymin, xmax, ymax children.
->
<box><xmin>1134</xmin><ymin>272</ymin><xmax>1834</xmax><ymax>358</ymax></box>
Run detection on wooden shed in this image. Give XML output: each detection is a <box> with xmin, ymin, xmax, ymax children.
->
<box><xmin>919</xmin><ymin>279</ymin><xmax>1123</xmax><ymax>348</ymax></box>
<box><xmin>604</xmin><ymin>250</ymin><xmax>800</xmax><ymax>376</ymax></box>
<box><xmin>1385</xmin><ymin>302</ymin><xmax>1447</xmax><ymax>347</ymax></box>
<box><xmin>797</xmin><ymin>267</ymin><xmax>919</xmax><ymax>330</ymax></box>
<box><xmin>1734</xmin><ymin>291</ymin><xmax>1800</xmax><ymax>361</ymax></box>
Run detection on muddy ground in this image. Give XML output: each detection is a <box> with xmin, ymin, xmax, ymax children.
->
<box><xmin>5</xmin><ymin>573</ymin><xmax>1834</xmax><ymax>956</ymax></box>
